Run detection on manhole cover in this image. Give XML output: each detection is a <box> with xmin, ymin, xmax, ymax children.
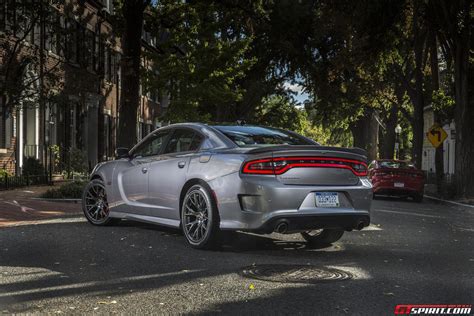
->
<box><xmin>240</xmin><ymin>264</ymin><xmax>352</xmax><ymax>284</ymax></box>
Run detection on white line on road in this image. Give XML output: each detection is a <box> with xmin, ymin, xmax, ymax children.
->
<box><xmin>425</xmin><ymin>195</ymin><xmax>474</xmax><ymax>209</ymax></box>
<box><xmin>2</xmin><ymin>216</ymin><xmax>85</xmax><ymax>227</ymax></box>
<box><xmin>374</xmin><ymin>209</ymin><xmax>443</xmax><ymax>219</ymax></box>
<box><xmin>0</xmin><ymin>269</ymin><xmax>201</xmax><ymax>298</ymax></box>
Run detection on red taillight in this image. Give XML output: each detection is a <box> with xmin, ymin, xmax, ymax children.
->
<box><xmin>242</xmin><ymin>157</ymin><xmax>368</xmax><ymax>176</ymax></box>
<box><xmin>241</xmin><ymin>158</ymin><xmax>275</xmax><ymax>174</ymax></box>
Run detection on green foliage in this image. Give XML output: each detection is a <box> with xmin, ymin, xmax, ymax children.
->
<box><xmin>50</xmin><ymin>145</ymin><xmax>61</xmax><ymax>171</ymax></box>
<box><xmin>0</xmin><ymin>169</ymin><xmax>12</xmax><ymax>177</ymax></box>
<box><xmin>41</xmin><ymin>181</ymin><xmax>87</xmax><ymax>199</ymax></box>
<box><xmin>68</xmin><ymin>148</ymin><xmax>88</xmax><ymax>175</ymax></box>
<box><xmin>431</xmin><ymin>90</ymin><xmax>455</xmax><ymax>123</ymax></box>
<box><xmin>253</xmin><ymin>95</ymin><xmax>305</xmax><ymax>132</ymax></box>
<box><xmin>22</xmin><ymin>158</ymin><xmax>45</xmax><ymax>176</ymax></box>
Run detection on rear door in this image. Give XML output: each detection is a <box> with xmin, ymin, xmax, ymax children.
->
<box><xmin>146</xmin><ymin>128</ymin><xmax>203</xmax><ymax>220</ymax></box>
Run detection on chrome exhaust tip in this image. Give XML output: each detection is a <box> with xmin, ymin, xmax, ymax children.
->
<box><xmin>275</xmin><ymin>221</ymin><xmax>289</xmax><ymax>234</ymax></box>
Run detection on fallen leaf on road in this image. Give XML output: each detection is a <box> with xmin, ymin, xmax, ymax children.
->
<box><xmin>98</xmin><ymin>300</ymin><xmax>117</xmax><ymax>305</ymax></box>
<box><xmin>383</xmin><ymin>292</ymin><xmax>395</xmax><ymax>296</ymax></box>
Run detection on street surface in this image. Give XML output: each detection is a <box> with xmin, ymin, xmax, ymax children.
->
<box><xmin>0</xmin><ymin>197</ymin><xmax>473</xmax><ymax>314</ymax></box>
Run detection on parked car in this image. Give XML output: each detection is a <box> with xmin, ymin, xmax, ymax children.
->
<box><xmin>368</xmin><ymin>159</ymin><xmax>425</xmax><ymax>202</ymax></box>
<box><xmin>83</xmin><ymin>123</ymin><xmax>373</xmax><ymax>249</ymax></box>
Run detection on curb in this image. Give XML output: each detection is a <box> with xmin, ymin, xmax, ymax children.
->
<box><xmin>424</xmin><ymin>195</ymin><xmax>474</xmax><ymax>210</ymax></box>
<box><xmin>30</xmin><ymin>197</ymin><xmax>81</xmax><ymax>204</ymax></box>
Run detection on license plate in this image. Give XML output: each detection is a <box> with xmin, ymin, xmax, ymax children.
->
<box><xmin>394</xmin><ymin>182</ymin><xmax>405</xmax><ymax>188</ymax></box>
<box><xmin>315</xmin><ymin>192</ymin><xmax>340</xmax><ymax>207</ymax></box>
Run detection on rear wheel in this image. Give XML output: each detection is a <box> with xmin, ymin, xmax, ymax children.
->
<box><xmin>181</xmin><ymin>184</ymin><xmax>221</xmax><ymax>249</ymax></box>
<box><xmin>82</xmin><ymin>179</ymin><xmax>117</xmax><ymax>226</ymax></box>
<box><xmin>301</xmin><ymin>229</ymin><xmax>344</xmax><ymax>245</ymax></box>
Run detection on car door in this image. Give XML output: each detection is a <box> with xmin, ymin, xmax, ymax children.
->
<box><xmin>116</xmin><ymin>130</ymin><xmax>171</xmax><ymax>215</ymax></box>
<box><xmin>146</xmin><ymin>128</ymin><xmax>204</xmax><ymax>220</ymax></box>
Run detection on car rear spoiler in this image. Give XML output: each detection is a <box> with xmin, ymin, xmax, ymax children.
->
<box><xmin>246</xmin><ymin>145</ymin><xmax>367</xmax><ymax>158</ymax></box>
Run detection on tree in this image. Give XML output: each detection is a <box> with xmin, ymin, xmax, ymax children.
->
<box><xmin>116</xmin><ymin>0</ymin><xmax>151</xmax><ymax>149</ymax></box>
<box><xmin>0</xmin><ymin>1</ymin><xmax>62</xmax><ymax>112</ymax></box>
<box><xmin>428</xmin><ymin>0</ymin><xmax>474</xmax><ymax>198</ymax></box>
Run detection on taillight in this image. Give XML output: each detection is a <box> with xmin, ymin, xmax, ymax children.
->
<box><xmin>241</xmin><ymin>158</ymin><xmax>275</xmax><ymax>174</ymax></box>
<box><xmin>242</xmin><ymin>157</ymin><xmax>368</xmax><ymax>176</ymax></box>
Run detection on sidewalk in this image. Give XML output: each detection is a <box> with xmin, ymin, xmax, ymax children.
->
<box><xmin>0</xmin><ymin>185</ymin><xmax>82</xmax><ymax>228</ymax></box>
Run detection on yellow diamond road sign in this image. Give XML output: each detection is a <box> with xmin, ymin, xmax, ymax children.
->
<box><xmin>427</xmin><ymin>124</ymin><xmax>448</xmax><ymax>148</ymax></box>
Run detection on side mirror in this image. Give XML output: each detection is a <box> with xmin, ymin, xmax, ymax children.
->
<box><xmin>115</xmin><ymin>147</ymin><xmax>130</xmax><ymax>159</ymax></box>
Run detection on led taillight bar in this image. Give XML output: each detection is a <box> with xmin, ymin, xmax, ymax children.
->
<box><xmin>242</xmin><ymin>157</ymin><xmax>368</xmax><ymax>176</ymax></box>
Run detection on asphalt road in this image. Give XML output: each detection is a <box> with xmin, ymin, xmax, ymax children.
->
<box><xmin>0</xmin><ymin>197</ymin><xmax>473</xmax><ymax>315</ymax></box>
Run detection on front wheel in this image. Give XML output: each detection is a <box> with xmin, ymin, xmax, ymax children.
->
<box><xmin>181</xmin><ymin>184</ymin><xmax>221</xmax><ymax>249</ymax></box>
<box><xmin>82</xmin><ymin>179</ymin><xmax>117</xmax><ymax>226</ymax></box>
<box><xmin>301</xmin><ymin>229</ymin><xmax>344</xmax><ymax>245</ymax></box>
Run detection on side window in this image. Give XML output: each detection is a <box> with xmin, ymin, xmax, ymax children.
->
<box><xmin>132</xmin><ymin>131</ymin><xmax>170</xmax><ymax>157</ymax></box>
<box><xmin>164</xmin><ymin>129</ymin><xmax>203</xmax><ymax>154</ymax></box>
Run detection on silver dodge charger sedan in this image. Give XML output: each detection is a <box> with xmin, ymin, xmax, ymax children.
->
<box><xmin>83</xmin><ymin>123</ymin><xmax>372</xmax><ymax>249</ymax></box>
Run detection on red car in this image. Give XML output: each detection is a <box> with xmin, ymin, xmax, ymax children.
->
<box><xmin>368</xmin><ymin>160</ymin><xmax>425</xmax><ymax>202</ymax></box>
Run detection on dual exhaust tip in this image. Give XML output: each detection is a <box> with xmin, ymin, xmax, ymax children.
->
<box><xmin>273</xmin><ymin>219</ymin><xmax>367</xmax><ymax>234</ymax></box>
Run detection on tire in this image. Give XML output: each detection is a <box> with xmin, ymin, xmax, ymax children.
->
<box><xmin>301</xmin><ymin>229</ymin><xmax>344</xmax><ymax>245</ymax></box>
<box><xmin>82</xmin><ymin>179</ymin><xmax>118</xmax><ymax>226</ymax></box>
<box><xmin>181</xmin><ymin>184</ymin><xmax>221</xmax><ymax>250</ymax></box>
<box><xmin>413</xmin><ymin>193</ymin><xmax>423</xmax><ymax>203</ymax></box>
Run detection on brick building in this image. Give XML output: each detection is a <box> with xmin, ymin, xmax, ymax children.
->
<box><xmin>0</xmin><ymin>0</ymin><xmax>164</xmax><ymax>175</ymax></box>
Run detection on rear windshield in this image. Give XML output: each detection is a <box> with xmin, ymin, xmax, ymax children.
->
<box><xmin>379</xmin><ymin>161</ymin><xmax>415</xmax><ymax>169</ymax></box>
<box><xmin>214</xmin><ymin>125</ymin><xmax>314</xmax><ymax>147</ymax></box>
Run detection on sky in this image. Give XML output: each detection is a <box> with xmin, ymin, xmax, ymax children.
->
<box><xmin>283</xmin><ymin>82</ymin><xmax>310</xmax><ymax>105</ymax></box>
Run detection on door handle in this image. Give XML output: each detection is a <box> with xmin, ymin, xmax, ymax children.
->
<box><xmin>142</xmin><ymin>167</ymin><xmax>148</xmax><ymax>174</ymax></box>
<box><xmin>178</xmin><ymin>161</ymin><xmax>186</xmax><ymax>169</ymax></box>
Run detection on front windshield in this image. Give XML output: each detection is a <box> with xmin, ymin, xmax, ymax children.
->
<box><xmin>379</xmin><ymin>161</ymin><xmax>415</xmax><ymax>169</ymax></box>
<box><xmin>214</xmin><ymin>126</ymin><xmax>315</xmax><ymax>147</ymax></box>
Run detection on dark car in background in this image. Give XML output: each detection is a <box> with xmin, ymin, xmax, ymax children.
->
<box><xmin>368</xmin><ymin>159</ymin><xmax>425</xmax><ymax>202</ymax></box>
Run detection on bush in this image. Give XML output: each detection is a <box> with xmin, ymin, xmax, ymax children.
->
<box><xmin>68</xmin><ymin>148</ymin><xmax>88</xmax><ymax>174</ymax></box>
<box><xmin>0</xmin><ymin>169</ymin><xmax>11</xmax><ymax>178</ymax></box>
<box><xmin>22</xmin><ymin>157</ymin><xmax>45</xmax><ymax>176</ymax></box>
<box><xmin>41</xmin><ymin>181</ymin><xmax>87</xmax><ymax>199</ymax></box>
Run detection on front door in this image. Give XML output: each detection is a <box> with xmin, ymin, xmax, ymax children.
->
<box><xmin>117</xmin><ymin>130</ymin><xmax>171</xmax><ymax>215</ymax></box>
<box><xmin>147</xmin><ymin>128</ymin><xmax>203</xmax><ymax>220</ymax></box>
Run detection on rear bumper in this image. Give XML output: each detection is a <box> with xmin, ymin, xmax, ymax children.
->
<box><xmin>249</xmin><ymin>213</ymin><xmax>370</xmax><ymax>234</ymax></box>
<box><xmin>208</xmin><ymin>172</ymin><xmax>372</xmax><ymax>232</ymax></box>
<box><xmin>373</xmin><ymin>178</ymin><xmax>424</xmax><ymax>195</ymax></box>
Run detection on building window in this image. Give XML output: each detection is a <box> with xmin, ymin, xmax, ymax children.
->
<box><xmin>0</xmin><ymin>1</ymin><xmax>6</xmax><ymax>31</ymax></box>
<box><xmin>0</xmin><ymin>97</ymin><xmax>13</xmax><ymax>149</ymax></box>
<box><xmin>5</xmin><ymin>0</ymin><xmax>15</xmax><ymax>32</ymax></box>
<box><xmin>104</xmin><ymin>114</ymin><xmax>112</xmax><ymax>159</ymax></box>
<box><xmin>104</xmin><ymin>46</ymin><xmax>111</xmax><ymax>81</ymax></box>
<box><xmin>65</xmin><ymin>18</ymin><xmax>79</xmax><ymax>63</ymax></box>
<box><xmin>84</xmin><ymin>29</ymin><xmax>95</xmax><ymax>71</ymax></box>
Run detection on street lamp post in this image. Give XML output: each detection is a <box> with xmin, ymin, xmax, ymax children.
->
<box><xmin>395</xmin><ymin>124</ymin><xmax>402</xmax><ymax>160</ymax></box>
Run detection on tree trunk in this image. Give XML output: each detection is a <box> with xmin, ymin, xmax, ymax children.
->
<box><xmin>117</xmin><ymin>1</ymin><xmax>148</xmax><ymax>149</ymax></box>
<box><xmin>429</xmin><ymin>32</ymin><xmax>444</xmax><ymax>194</ymax></box>
<box><xmin>382</xmin><ymin>101</ymin><xmax>399</xmax><ymax>159</ymax></box>
<box><xmin>350</xmin><ymin>109</ymin><xmax>378</xmax><ymax>161</ymax></box>
<box><xmin>410</xmin><ymin>5</ymin><xmax>425</xmax><ymax>168</ymax></box>
<box><xmin>453</xmin><ymin>39</ymin><xmax>474</xmax><ymax>198</ymax></box>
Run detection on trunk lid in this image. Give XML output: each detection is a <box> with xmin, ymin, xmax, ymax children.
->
<box><xmin>244</xmin><ymin>145</ymin><xmax>367</xmax><ymax>186</ymax></box>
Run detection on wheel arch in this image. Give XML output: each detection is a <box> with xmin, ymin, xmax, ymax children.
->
<box><xmin>179</xmin><ymin>178</ymin><xmax>217</xmax><ymax>226</ymax></box>
<box><xmin>91</xmin><ymin>174</ymin><xmax>103</xmax><ymax>181</ymax></box>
